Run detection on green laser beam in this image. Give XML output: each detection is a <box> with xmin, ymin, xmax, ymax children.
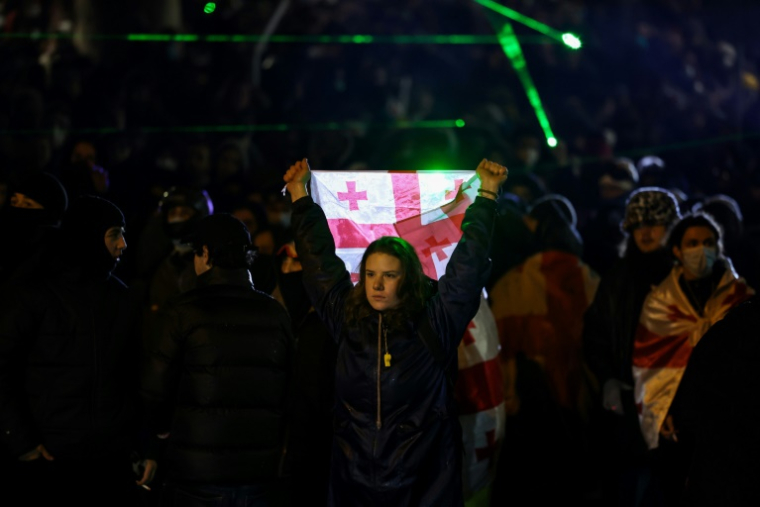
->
<box><xmin>472</xmin><ymin>0</ymin><xmax>581</xmax><ymax>49</ymax></box>
<box><xmin>0</xmin><ymin>32</ymin><xmax>559</xmax><ymax>45</ymax></box>
<box><xmin>493</xmin><ymin>21</ymin><xmax>557</xmax><ymax>147</ymax></box>
<box><xmin>0</xmin><ymin>119</ymin><xmax>467</xmax><ymax>136</ymax></box>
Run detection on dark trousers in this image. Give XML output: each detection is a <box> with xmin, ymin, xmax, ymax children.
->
<box><xmin>12</xmin><ymin>455</ymin><xmax>140</xmax><ymax>507</ymax></box>
<box><xmin>160</xmin><ymin>480</ymin><xmax>290</xmax><ymax>507</ymax></box>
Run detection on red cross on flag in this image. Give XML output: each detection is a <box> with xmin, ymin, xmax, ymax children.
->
<box><xmin>311</xmin><ymin>170</ymin><xmax>506</xmax><ymax>498</ymax></box>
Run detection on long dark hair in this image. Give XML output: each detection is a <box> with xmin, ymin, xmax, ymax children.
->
<box><xmin>345</xmin><ymin>236</ymin><xmax>432</xmax><ymax>328</ymax></box>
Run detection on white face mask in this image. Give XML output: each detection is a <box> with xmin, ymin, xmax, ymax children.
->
<box><xmin>681</xmin><ymin>246</ymin><xmax>717</xmax><ymax>278</ymax></box>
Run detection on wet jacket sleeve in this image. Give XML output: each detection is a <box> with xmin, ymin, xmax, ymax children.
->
<box><xmin>0</xmin><ymin>288</ymin><xmax>42</xmax><ymax>457</ymax></box>
<box><xmin>291</xmin><ymin>196</ymin><xmax>353</xmax><ymax>341</ymax></box>
<box><xmin>428</xmin><ymin>196</ymin><xmax>496</xmax><ymax>356</ymax></box>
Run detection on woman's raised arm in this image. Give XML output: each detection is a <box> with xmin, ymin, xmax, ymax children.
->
<box><xmin>286</xmin><ymin>159</ymin><xmax>353</xmax><ymax>341</ymax></box>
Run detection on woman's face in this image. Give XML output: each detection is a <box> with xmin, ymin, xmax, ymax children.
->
<box><xmin>364</xmin><ymin>253</ymin><xmax>403</xmax><ymax>312</ymax></box>
<box><xmin>675</xmin><ymin>226</ymin><xmax>717</xmax><ymax>258</ymax></box>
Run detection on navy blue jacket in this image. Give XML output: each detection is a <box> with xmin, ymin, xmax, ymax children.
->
<box><xmin>292</xmin><ymin>195</ymin><xmax>495</xmax><ymax>507</ymax></box>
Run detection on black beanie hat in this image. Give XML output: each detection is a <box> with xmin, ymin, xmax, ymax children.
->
<box><xmin>12</xmin><ymin>171</ymin><xmax>69</xmax><ymax>220</ymax></box>
<box><xmin>184</xmin><ymin>213</ymin><xmax>251</xmax><ymax>251</ymax></box>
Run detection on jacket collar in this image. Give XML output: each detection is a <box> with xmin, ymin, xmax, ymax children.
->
<box><xmin>196</xmin><ymin>267</ymin><xmax>253</xmax><ymax>289</ymax></box>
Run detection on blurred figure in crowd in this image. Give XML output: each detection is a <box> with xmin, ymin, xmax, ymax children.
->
<box><xmin>60</xmin><ymin>140</ymin><xmax>109</xmax><ymax>199</ymax></box>
<box><xmin>581</xmin><ymin>158</ymin><xmax>639</xmax><ymax>277</ymax></box>
<box><xmin>490</xmin><ymin>194</ymin><xmax>599</xmax><ymax>505</ymax></box>
<box><xmin>694</xmin><ymin>194</ymin><xmax>759</xmax><ymax>289</ymax></box>
<box><xmin>134</xmin><ymin>186</ymin><xmax>213</xmax><ymax>314</ymax></box>
<box><xmin>0</xmin><ymin>171</ymin><xmax>68</xmax><ymax>285</ymax></box>
<box><xmin>277</xmin><ymin>241</ymin><xmax>337</xmax><ymax>507</ymax></box>
<box><xmin>583</xmin><ymin>187</ymin><xmax>682</xmax><ymax>506</ymax></box>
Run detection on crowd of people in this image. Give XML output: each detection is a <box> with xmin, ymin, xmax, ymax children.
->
<box><xmin>1</xmin><ymin>0</ymin><xmax>760</xmax><ymax>506</ymax></box>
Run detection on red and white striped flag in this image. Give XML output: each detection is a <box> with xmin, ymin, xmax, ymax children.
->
<box><xmin>311</xmin><ymin>170</ymin><xmax>506</xmax><ymax>497</ymax></box>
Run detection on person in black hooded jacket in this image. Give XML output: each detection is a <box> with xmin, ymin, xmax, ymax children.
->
<box><xmin>283</xmin><ymin>157</ymin><xmax>506</xmax><ymax>507</ymax></box>
<box><xmin>0</xmin><ymin>195</ymin><xmax>155</xmax><ymax>506</ymax></box>
<box><xmin>140</xmin><ymin>213</ymin><xmax>294</xmax><ymax>506</ymax></box>
<box><xmin>0</xmin><ymin>171</ymin><xmax>68</xmax><ymax>286</ymax></box>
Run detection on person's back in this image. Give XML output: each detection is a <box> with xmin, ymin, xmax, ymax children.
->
<box><xmin>149</xmin><ymin>269</ymin><xmax>292</xmax><ymax>483</ymax></box>
<box><xmin>141</xmin><ymin>213</ymin><xmax>294</xmax><ymax>504</ymax></box>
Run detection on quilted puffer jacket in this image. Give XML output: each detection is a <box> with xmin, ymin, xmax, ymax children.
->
<box><xmin>140</xmin><ymin>267</ymin><xmax>294</xmax><ymax>484</ymax></box>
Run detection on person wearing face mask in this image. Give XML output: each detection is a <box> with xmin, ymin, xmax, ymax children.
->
<box><xmin>284</xmin><ymin>157</ymin><xmax>505</xmax><ymax>506</ymax></box>
<box><xmin>0</xmin><ymin>171</ymin><xmax>68</xmax><ymax>286</ymax></box>
<box><xmin>632</xmin><ymin>211</ymin><xmax>754</xmax><ymax>505</ymax></box>
<box><xmin>133</xmin><ymin>186</ymin><xmax>214</xmax><ymax>316</ymax></box>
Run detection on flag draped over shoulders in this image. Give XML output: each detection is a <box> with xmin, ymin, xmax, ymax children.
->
<box><xmin>489</xmin><ymin>250</ymin><xmax>600</xmax><ymax>412</ymax></box>
<box><xmin>310</xmin><ymin>170</ymin><xmax>505</xmax><ymax>497</ymax></box>
<box><xmin>633</xmin><ymin>261</ymin><xmax>754</xmax><ymax>449</ymax></box>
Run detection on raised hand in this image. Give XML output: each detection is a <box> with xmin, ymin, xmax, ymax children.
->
<box><xmin>283</xmin><ymin>158</ymin><xmax>311</xmax><ymax>202</ymax></box>
<box><xmin>475</xmin><ymin>159</ymin><xmax>508</xmax><ymax>199</ymax></box>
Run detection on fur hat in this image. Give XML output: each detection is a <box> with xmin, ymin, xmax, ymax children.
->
<box><xmin>621</xmin><ymin>187</ymin><xmax>681</xmax><ymax>232</ymax></box>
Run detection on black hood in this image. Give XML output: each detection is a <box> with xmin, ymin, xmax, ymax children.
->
<box><xmin>60</xmin><ymin>195</ymin><xmax>125</xmax><ymax>279</ymax></box>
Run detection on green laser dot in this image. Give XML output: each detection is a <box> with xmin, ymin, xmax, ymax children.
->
<box><xmin>561</xmin><ymin>33</ymin><xmax>582</xmax><ymax>49</ymax></box>
<box><xmin>455</xmin><ymin>119</ymin><xmax>466</xmax><ymax>128</ymax></box>
<box><xmin>204</xmin><ymin>3</ymin><xmax>216</xmax><ymax>14</ymax></box>
<box><xmin>547</xmin><ymin>137</ymin><xmax>558</xmax><ymax>147</ymax></box>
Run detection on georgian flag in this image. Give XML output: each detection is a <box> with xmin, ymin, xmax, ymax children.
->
<box><xmin>310</xmin><ymin>170</ymin><xmax>506</xmax><ymax>498</ymax></box>
<box><xmin>632</xmin><ymin>263</ymin><xmax>753</xmax><ymax>449</ymax></box>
